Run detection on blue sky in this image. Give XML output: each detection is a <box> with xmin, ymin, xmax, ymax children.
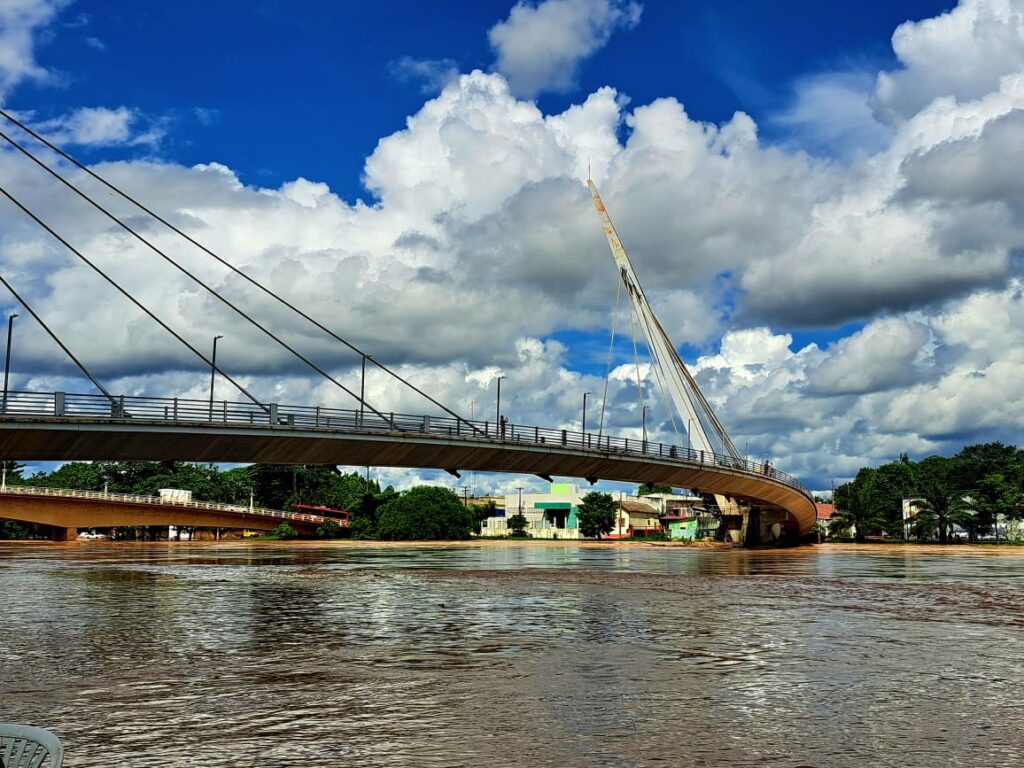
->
<box><xmin>1</xmin><ymin>0</ymin><xmax>1021</xmax><ymax>492</ymax></box>
<box><xmin>27</xmin><ymin>0</ymin><xmax>951</xmax><ymax>198</ymax></box>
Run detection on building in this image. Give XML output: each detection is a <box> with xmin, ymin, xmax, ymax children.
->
<box><xmin>480</xmin><ymin>484</ymin><xmax>697</xmax><ymax>539</ymax></box>
<box><xmin>641</xmin><ymin>492</ymin><xmax>703</xmax><ymax>517</ymax></box>
<box><xmin>815</xmin><ymin>502</ymin><xmax>834</xmax><ymax>538</ymax></box>
<box><xmin>608</xmin><ymin>499</ymin><xmax>661</xmax><ymax>539</ymax></box>
<box><xmin>480</xmin><ymin>482</ymin><xmax>583</xmax><ymax>539</ymax></box>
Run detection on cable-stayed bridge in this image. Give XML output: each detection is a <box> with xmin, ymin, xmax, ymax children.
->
<box><xmin>0</xmin><ymin>110</ymin><xmax>817</xmax><ymax>543</ymax></box>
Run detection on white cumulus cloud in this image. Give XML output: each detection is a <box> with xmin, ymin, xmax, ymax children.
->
<box><xmin>0</xmin><ymin>0</ymin><xmax>67</xmax><ymax>102</ymax></box>
<box><xmin>489</xmin><ymin>0</ymin><xmax>642</xmax><ymax>97</ymax></box>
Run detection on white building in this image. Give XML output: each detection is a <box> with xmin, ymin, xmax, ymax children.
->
<box><xmin>480</xmin><ymin>483</ymin><xmax>677</xmax><ymax>539</ymax></box>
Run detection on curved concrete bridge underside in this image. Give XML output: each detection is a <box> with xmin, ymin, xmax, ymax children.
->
<box><xmin>0</xmin><ymin>416</ymin><xmax>816</xmax><ymax>536</ymax></box>
<box><xmin>0</xmin><ymin>486</ymin><xmax>326</xmax><ymax>539</ymax></box>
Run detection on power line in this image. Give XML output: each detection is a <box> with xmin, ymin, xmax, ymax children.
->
<box><xmin>0</xmin><ymin>126</ymin><xmax>393</xmax><ymax>424</ymax></box>
<box><xmin>0</xmin><ymin>108</ymin><xmax>482</xmax><ymax>433</ymax></box>
<box><xmin>0</xmin><ymin>182</ymin><xmax>265</xmax><ymax>408</ymax></box>
<box><xmin>0</xmin><ymin>272</ymin><xmax>113</xmax><ymax>400</ymax></box>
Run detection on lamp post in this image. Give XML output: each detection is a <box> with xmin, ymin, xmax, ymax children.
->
<box><xmin>209</xmin><ymin>334</ymin><xmax>223</xmax><ymax>419</ymax></box>
<box><xmin>641</xmin><ymin>405</ymin><xmax>649</xmax><ymax>446</ymax></box>
<box><xmin>582</xmin><ymin>391</ymin><xmax>591</xmax><ymax>440</ymax></box>
<box><xmin>495</xmin><ymin>374</ymin><xmax>506</xmax><ymax>426</ymax></box>
<box><xmin>358</xmin><ymin>354</ymin><xmax>373</xmax><ymax>423</ymax></box>
<box><xmin>687</xmin><ymin>418</ymin><xmax>693</xmax><ymax>453</ymax></box>
<box><xmin>3</xmin><ymin>312</ymin><xmax>18</xmax><ymax>412</ymax></box>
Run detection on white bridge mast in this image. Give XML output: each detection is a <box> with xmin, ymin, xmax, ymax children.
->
<box><xmin>588</xmin><ymin>180</ymin><xmax>741</xmax><ymax>459</ymax></box>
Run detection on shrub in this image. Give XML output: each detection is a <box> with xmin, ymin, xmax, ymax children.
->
<box><xmin>272</xmin><ymin>523</ymin><xmax>298</xmax><ymax>540</ymax></box>
<box><xmin>376</xmin><ymin>486</ymin><xmax>474</xmax><ymax>540</ymax></box>
<box><xmin>315</xmin><ymin>519</ymin><xmax>348</xmax><ymax>539</ymax></box>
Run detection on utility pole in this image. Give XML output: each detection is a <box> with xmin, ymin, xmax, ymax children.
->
<box><xmin>462</xmin><ymin>485</ymin><xmax>470</xmax><ymax>506</ymax></box>
<box><xmin>582</xmin><ymin>391</ymin><xmax>591</xmax><ymax>439</ymax></box>
<box><xmin>359</xmin><ymin>354</ymin><xmax>369</xmax><ymax>422</ymax></box>
<box><xmin>496</xmin><ymin>375</ymin><xmax>506</xmax><ymax>425</ymax></box>
<box><xmin>209</xmin><ymin>334</ymin><xmax>223</xmax><ymax>420</ymax></box>
<box><xmin>3</xmin><ymin>312</ymin><xmax>17</xmax><ymax>413</ymax></box>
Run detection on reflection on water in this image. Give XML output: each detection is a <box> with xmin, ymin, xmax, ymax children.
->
<box><xmin>2</xmin><ymin>543</ymin><xmax>1023</xmax><ymax>767</ymax></box>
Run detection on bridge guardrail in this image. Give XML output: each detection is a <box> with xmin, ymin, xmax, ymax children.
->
<box><xmin>0</xmin><ymin>483</ymin><xmax>328</xmax><ymax>525</ymax></box>
<box><xmin>0</xmin><ymin>390</ymin><xmax>811</xmax><ymax>498</ymax></box>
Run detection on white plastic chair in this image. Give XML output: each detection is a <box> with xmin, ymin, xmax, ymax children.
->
<box><xmin>0</xmin><ymin>724</ymin><xmax>63</xmax><ymax>768</ymax></box>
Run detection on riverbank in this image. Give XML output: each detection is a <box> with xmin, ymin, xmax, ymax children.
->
<box><xmin>7</xmin><ymin>538</ymin><xmax>1024</xmax><ymax>554</ymax></box>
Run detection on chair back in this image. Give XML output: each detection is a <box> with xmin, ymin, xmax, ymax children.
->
<box><xmin>0</xmin><ymin>724</ymin><xmax>63</xmax><ymax>768</ymax></box>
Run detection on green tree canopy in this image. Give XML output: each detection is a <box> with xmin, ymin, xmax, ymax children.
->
<box><xmin>577</xmin><ymin>492</ymin><xmax>617</xmax><ymax>539</ymax></box>
<box><xmin>376</xmin><ymin>486</ymin><xmax>473</xmax><ymax>540</ymax></box>
<box><xmin>638</xmin><ymin>482</ymin><xmax>672</xmax><ymax>496</ymax></box>
<box><xmin>912</xmin><ymin>482</ymin><xmax>975</xmax><ymax>544</ymax></box>
<box><xmin>506</xmin><ymin>513</ymin><xmax>528</xmax><ymax>534</ymax></box>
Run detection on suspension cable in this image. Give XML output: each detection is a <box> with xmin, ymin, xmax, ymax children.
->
<box><xmin>626</xmin><ymin>292</ymin><xmax>647</xmax><ymax>428</ymax></box>
<box><xmin>598</xmin><ymin>280</ymin><xmax>621</xmax><ymax>437</ymax></box>
<box><xmin>0</xmin><ymin>183</ymin><xmax>265</xmax><ymax>408</ymax></box>
<box><xmin>630</xmin><ymin>294</ymin><xmax>683</xmax><ymax>445</ymax></box>
<box><xmin>0</xmin><ymin>108</ymin><xmax>481</xmax><ymax>433</ymax></box>
<box><xmin>0</xmin><ymin>273</ymin><xmax>114</xmax><ymax>400</ymax></box>
<box><xmin>0</xmin><ymin>126</ymin><xmax>396</xmax><ymax>424</ymax></box>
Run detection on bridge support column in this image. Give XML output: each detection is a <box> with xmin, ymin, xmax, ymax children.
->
<box><xmin>51</xmin><ymin>526</ymin><xmax>77</xmax><ymax>542</ymax></box>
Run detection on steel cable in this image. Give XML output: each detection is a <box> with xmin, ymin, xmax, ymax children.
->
<box><xmin>0</xmin><ymin>108</ymin><xmax>481</xmax><ymax>433</ymax></box>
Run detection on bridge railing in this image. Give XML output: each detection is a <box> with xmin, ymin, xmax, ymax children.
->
<box><xmin>0</xmin><ymin>484</ymin><xmax>328</xmax><ymax>525</ymax></box>
<box><xmin>0</xmin><ymin>390</ymin><xmax>811</xmax><ymax>497</ymax></box>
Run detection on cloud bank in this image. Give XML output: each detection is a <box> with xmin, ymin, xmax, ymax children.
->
<box><xmin>1</xmin><ymin>0</ymin><xmax>1023</xmax><ymax>491</ymax></box>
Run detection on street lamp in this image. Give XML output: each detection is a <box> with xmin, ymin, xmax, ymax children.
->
<box><xmin>359</xmin><ymin>354</ymin><xmax>372</xmax><ymax>421</ymax></box>
<box><xmin>687</xmin><ymin>418</ymin><xmax>693</xmax><ymax>452</ymax></box>
<box><xmin>495</xmin><ymin>374</ymin><xmax>507</xmax><ymax>427</ymax></box>
<box><xmin>641</xmin><ymin>404</ymin><xmax>649</xmax><ymax>445</ymax></box>
<box><xmin>2</xmin><ymin>312</ymin><xmax>17</xmax><ymax>412</ymax></box>
<box><xmin>582</xmin><ymin>391</ymin><xmax>591</xmax><ymax>439</ymax></box>
<box><xmin>209</xmin><ymin>334</ymin><xmax>224</xmax><ymax>418</ymax></box>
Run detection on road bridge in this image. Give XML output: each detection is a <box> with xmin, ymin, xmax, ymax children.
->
<box><xmin>0</xmin><ymin>120</ymin><xmax>819</xmax><ymax>544</ymax></box>
<box><xmin>0</xmin><ymin>482</ymin><xmax>327</xmax><ymax>540</ymax></box>
<box><xmin>0</xmin><ymin>391</ymin><xmax>817</xmax><ymax>539</ymax></box>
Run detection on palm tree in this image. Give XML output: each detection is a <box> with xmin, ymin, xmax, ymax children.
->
<box><xmin>830</xmin><ymin>482</ymin><xmax>887</xmax><ymax>542</ymax></box>
<box><xmin>913</xmin><ymin>483</ymin><xmax>975</xmax><ymax>544</ymax></box>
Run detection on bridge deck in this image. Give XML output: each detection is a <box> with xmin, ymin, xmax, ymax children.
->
<box><xmin>0</xmin><ymin>392</ymin><xmax>817</xmax><ymax>536</ymax></box>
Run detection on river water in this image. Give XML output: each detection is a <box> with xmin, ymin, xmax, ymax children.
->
<box><xmin>1</xmin><ymin>542</ymin><xmax>1022</xmax><ymax>767</ymax></box>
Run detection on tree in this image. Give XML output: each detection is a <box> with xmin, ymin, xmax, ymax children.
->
<box><xmin>912</xmin><ymin>483</ymin><xmax>975</xmax><ymax>544</ymax></box>
<box><xmin>863</xmin><ymin>461</ymin><xmax>915</xmax><ymax>533</ymax></box>
<box><xmin>376</xmin><ymin>486</ymin><xmax>474</xmax><ymax>540</ymax></box>
<box><xmin>830</xmin><ymin>472</ymin><xmax>889</xmax><ymax>542</ymax></box>
<box><xmin>470</xmin><ymin>500</ymin><xmax>497</xmax><ymax>534</ymax></box>
<box><xmin>315</xmin><ymin>518</ymin><xmax>348</xmax><ymax>539</ymax></box>
<box><xmin>1</xmin><ymin>460</ymin><xmax>25</xmax><ymax>484</ymax></box>
<box><xmin>506</xmin><ymin>513</ymin><xmax>528</xmax><ymax>535</ymax></box>
<box><xmin>577</xmin><ymin>492</ymin><xmax>617</xmax><ymax>539</ymax></box>
<box><xmin>971</xmin><ymin>472</ymin><xmax>1019</xmax><ymax>539</ymax></box>
<box><xmin>272</xmin><ymin>523</ymin><xmax>298</xmax><ymax>540</ymax></box>
<box><xmin>638</xmin><ymin>482</ymin><xmax>672</xmax><ymax>496</ymax></box>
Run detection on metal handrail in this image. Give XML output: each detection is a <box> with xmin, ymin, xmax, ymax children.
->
<box><xmin>0</xmin><ymin>484</ymin><xmax>328</xmax><ymax>524</ymax></box>
<box><xmin>0</xmin><ymin>390</ymin><xmax>812</xmax><ymax>498</ymax></box>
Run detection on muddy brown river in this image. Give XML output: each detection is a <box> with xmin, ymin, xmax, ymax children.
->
<box><xmin>1</xmin><ymin>542</ymin><xmax>1022</xmax><ymax>767</ymax></box>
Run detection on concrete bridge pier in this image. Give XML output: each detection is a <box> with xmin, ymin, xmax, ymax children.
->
<box><xmin>51</xmin><ymin>526</ymin><xmax>76</xmax><ymax>542</ymax></box>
